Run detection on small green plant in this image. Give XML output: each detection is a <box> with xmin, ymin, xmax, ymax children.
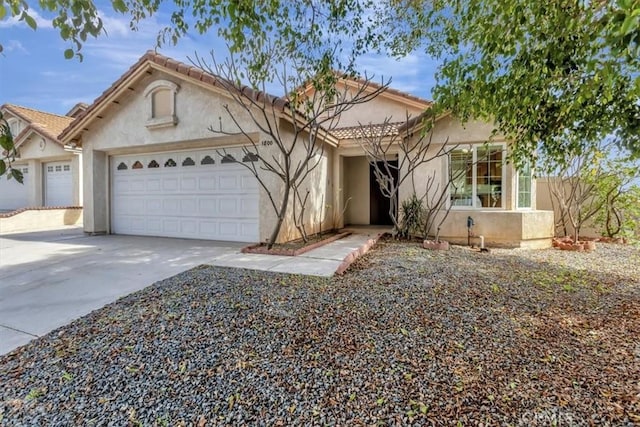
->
<box><xmin>399</xmin><ymin>194</ymin><xmax>424</xmax><ymax>239</ymax></box>
<box><xmin>61</xmin><ymin>372</ymin><xmax>73</xmax><ymax>383</ymax></box>
<box><xmin>25</xmin><ymin>387</ymin><xmax>46</xmax><ymax>401</ymax></box>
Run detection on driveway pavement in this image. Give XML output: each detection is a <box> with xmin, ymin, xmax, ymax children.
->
<box><xmin>1</xmin><ymin>227</ymin><xmax>382</xmax><ymax>355</ymax></box>
<box><xmin>0</xmin><ymin>227</ymin><xmax>244</xmax><ymax>354</ymax></box>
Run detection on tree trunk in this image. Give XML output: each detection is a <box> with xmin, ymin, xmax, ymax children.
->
<box><xmin>267</xmin><ymin>184</ymin><xmax>290</xmax><ymax>249</ymax></box>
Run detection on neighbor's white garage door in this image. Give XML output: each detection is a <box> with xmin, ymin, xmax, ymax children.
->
<box><xmin>111</xmin><ymin>149</ymin><xmax>259</xmax><ymax>242</ymax></box>
<box><xmin>44</xmin><ymin>161</ymin><xmax>73</xmax><ymax>206</ymax></box>
<box><xmin>0</xmin><ymin>165</ymin><xmax>29</xmax><ymax>211</ymax></box>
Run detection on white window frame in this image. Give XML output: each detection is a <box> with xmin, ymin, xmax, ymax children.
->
<box><xmin>516</xmin><ymin>160</ymin><xmax>533</xmax><ymax>209</ymax></box>
<box><xmin>143</xmin><ymin>79</ymin><xmax>179</xmax><ymax>129</ymax></box>
<box><xmin>449</xmin><ymin>143</ymin><xmax>507</xmax><ymax>210</ymax></box>
<box><xmin>7</xmin><ymin>118</ymin><xmax>21</xmax><ymax>137</ymax></box>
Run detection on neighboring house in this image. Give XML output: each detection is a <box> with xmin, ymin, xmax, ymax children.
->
<box><xmin>59</xmin><ymin>51</ymin><xmax>553</xmax><ymax>247</ymax></box>
<box><xmin>0</xmin><ymin>104</ymin><xmax>83</xmax><ymax>211</ymax></box>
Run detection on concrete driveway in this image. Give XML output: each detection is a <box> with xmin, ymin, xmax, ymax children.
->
<box><xmin>0</xmin><ymin>227</ymin><xmax>244</xmax><ymax>355</ymax></box>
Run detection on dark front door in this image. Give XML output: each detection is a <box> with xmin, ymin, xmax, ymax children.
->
<box><xmin>369</xmin><ymin>160</ymin><xmax>398</xmax><ymax>225</ymax></box>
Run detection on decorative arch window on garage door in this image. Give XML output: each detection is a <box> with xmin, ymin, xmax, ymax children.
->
<box><xmin>143</xmin><ymin>80</ymin><xmax>180</xmax><ymax>129</ymax></box>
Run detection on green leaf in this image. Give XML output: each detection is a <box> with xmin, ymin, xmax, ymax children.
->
<box><xmin>0</xmin><ymin>4</ymin><xmax>6</xmax><ymax>20</ymax></box>
<box><xmin>10</xmin><ymin>168</ymin><xmax>24</xmax><ymax>184</ymax></box>
<box><xmin>23</xmin><ymin>13</ymin><xmax>37</xmax><ymax>30</ymax></box>
<box><xmin>112</xmin><ymin>0</ymin><xmax>127</xmax><ymax>13</ymax></box>
<box><xmin>64</xmin><ymin>49</ymin><xmax>74</xmax><ymax>59</ymax></box>
<box><xmin>0</xmin><ymin>160</ymin><xmax>6</xmax><ymax>177</ymax></box>
<box><xmin>0</xmin><ymin>134</ymin><xmax>13</xmax><ymax>151</ymax></box>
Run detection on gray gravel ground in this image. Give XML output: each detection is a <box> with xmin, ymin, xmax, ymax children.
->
<box><xmin>1</xmin><ymin>240</ymin><xmax>639</xmax><ymax>426</ymax></box>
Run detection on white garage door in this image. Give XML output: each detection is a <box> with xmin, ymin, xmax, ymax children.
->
<box><xmin>45</xmin><ymin>161</ymin><xmax>73</xmax><ymax>206</ymax></box>
<box><xmin>0</xmin><ymin>165</ymin><xmax>29</xmax><ymax>211</ymax></box>
<box><xmin>111</xmin><ymin>149</ymin><xmax>259</xmax><ymax>242</ymax></box>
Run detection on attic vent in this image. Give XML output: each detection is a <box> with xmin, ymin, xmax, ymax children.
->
<box><xmin>164</xmin><ymin>158</ymin><xmax>177</xmax><ymax>167</ymax></box>
<box><xmin>117</xmin><ymin>162</ymin><xmax>128</xmax><ymax>170</ymax></box>
<box><xmin>242</xmin><ymin>152</ymin><xmax>259</xmax><ymax>162</ymax></box>
<box><xmin>201</xmin><ymin>155</ymin><xmax>215</xmax><ymax>165</ymax></box>
<box><xmin>132</xmin><ymin>161</ymin><xmax>143</xmax><ymax>169</ymax></box>
<box><xmin>182</xmin><ymin>157</ymin><xmax>195</xmax><ymax>166</ymax></box>
<box><xmin>221</xmin><ymin>154</ymin><xmax>236</xmax><ymax>164</ymax></box>
<box><xmin>148</xmin><ymin>160</ymin><xmax>160</xmax><ymax>168</ymax></box>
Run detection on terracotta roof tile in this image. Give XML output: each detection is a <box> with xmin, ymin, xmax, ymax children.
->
<box><xmin>332</xmin><ymin>122</ymin><xmax>403</xmax><ymax>140</ymax></box>
<box><xmin>60</xmin><ymin>50</ymin><xmax>289</xmax><ymax>142</ymax></box>
<box><xmin>2</xmin><ymin>104</ymin><xmax>74</xmax><ymax>145</ymax></box>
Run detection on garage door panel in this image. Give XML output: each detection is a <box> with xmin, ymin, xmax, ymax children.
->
<box><xmin>112</xmin><ymin>149</ymin><xmax>259</xmax><ymax>242</ymax></box>
<box><xmin>198</xmin><ymin>176</ymin><xmax>216</xmax><ymax>191</ymax></box>
<box><xmin>45</xmin><ymin>161</ymin><xmax>72</xmax><ymax>206</ymax></box>
<box><xmin>0</xmin><ymin>165</ymin><xmax>29</xmax><ymax>210</ymax></box>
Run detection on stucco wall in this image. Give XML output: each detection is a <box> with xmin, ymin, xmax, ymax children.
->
<box><xmin>343</xmin><ymin>156</ymin><xmax>370</xmax><ymax>225</ymax></box>
<box><xmin>536</xmin><ymin>177</ymin><xmax>600</xmax><ymax>238</ymax></box>
<box><xmin>439</xmin><ymin>210</ymin><xmax>554</xmax><ymax>248</ymax></box>
<box><xmin>308</xmin><ymin>81</ymin><xmax>426</xmax><ymax>129</ymax></box>
<box><xmin>0</xmin><ymin>208</ymin><xmax>82</xmax><ymax>234</ymax></box>
<box><xmin>80</xmin><ymin>70</ymin><xmax>335</xmax><ymax>243</ymax></box>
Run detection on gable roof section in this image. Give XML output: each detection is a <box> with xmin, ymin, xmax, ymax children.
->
<box><xmin>300</xmin><ymin>72</ymin><xmax>433</xmax><ymax>111</ymax></box>
<box><xmin>1</xmin><ymin>104</ymin><xmax>74</xmax><ymax>146</ymax></box>
<box><xmin>59</xmin><ymin>51</ymin><xmax>290</xmax><ymax>144</ymax></box>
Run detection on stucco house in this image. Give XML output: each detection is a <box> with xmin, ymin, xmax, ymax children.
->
<box><xmin>0</xmin><ymin>104</ymin><xmax>83</xmax><ymax>211</ymax></box>
<box><xmin>59</xmin><ymin>51</ymin><xmax>553</xmax><ymax>247</ymax></box>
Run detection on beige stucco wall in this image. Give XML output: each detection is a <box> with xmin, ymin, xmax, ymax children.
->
<box><xmin>343</xmin><ymin>156</ymin><xmax>370</xmax><ymax>225</ymax></box>
<box><xmin>536</xmin><ymin>177</ymin><xmax>600</xmax><ymax>238</ymax></box>
<box><xmin>335</xmin><ymin>114</ymin><xmax>553</xmax><ymax>247</ymax></box>
<box><xmin>307</xmin><ymin>81</ymin><xmax>426</xmax><ymax>129</ymax></box>
<box><xmin>80</xmin><ymin>70</ymin><xmax>335</xmax><ymax>243</ymax></box>
<box><xmin>0</xmin><ymin>208</ymin><xmax>82</xmax><ymax>234</ymax></box>
<box><xmin>16</xmin><ymin>133</ymin><xmax>81</xmax><ymax>207</ymax></box>
<box><xmin>438</xmin><ymin>210</ymin><xmax>554</xmax><ymax>248</ymax></box>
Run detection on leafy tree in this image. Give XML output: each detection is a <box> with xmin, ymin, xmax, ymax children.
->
<box><xmin>0</xmin><ymin>111</ymin><xmax>23</xmax><ymax>183</ymax></box>
<box><xmin>589</xmin><ymin>155</ymin><xmax>640</xmax><ymax>240</ymax></box>
<box><xmin>541</xmin><ymin>141</ymin><xmax>640</xmax><ymax>242</ymax></box>
<box><xmin>381</xmin><ymin>0</ymin><xmax>640</xmax><ymax>165</ymax></box>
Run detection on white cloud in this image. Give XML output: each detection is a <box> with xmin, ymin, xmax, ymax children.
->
<box><xmin>3</xmin><ymin>40</ymin><xmax>29</xmax><ymax>54</ymax></box>
<box><xmin>0</xmin><ymin>9</ymin><xmax>53</xmax><ymax>29</ymax></box>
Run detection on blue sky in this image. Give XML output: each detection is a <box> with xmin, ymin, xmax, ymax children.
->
<box><xmin>0</xmin><ymin>3</ymin><xmax>439</xmax><ymax>116</ymax></box>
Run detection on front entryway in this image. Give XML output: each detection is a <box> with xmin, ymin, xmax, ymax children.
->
<box><xmin>44</xmin><ymin>161</ymin><xmax>73</xmax><ymax>206</ymax></box>
<box><xmin>111</xmin><ymin>149</ymin><xmax>259</xmax><ymax>242</ymax></box>
<box><xmin>369</xmin><ymin>160</ymin><xmax>398</xmax><ymax>225</ymax></box>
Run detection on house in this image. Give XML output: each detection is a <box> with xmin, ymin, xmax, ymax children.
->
<box><xmin>0</xmin><ymin>104</ymin><xmax>83</xmax><ymax>211</ymax></box>
<box><xmin>59</xmin><ymin>51</ymin><xmax>553</xmax><ymax>247</ymax></box>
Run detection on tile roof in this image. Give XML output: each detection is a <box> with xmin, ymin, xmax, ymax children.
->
<box><xmin>60</xmin><ymin>50</ymin><xmax>289</xmax><ymax>142</ymax></box>
<box><xmin>332</xmin><ymin>122</ymin><xmax>403</xmax><ymax>140</ymax></box>
<box><xmin>1</xmin><ymin>104</ymin><xmax>74</xmax><ymax>145</ymax></box>
<box><xmin>350</xmin><ymin>77</ymin><xmax>433</xmax><ymax>107</ymax></box>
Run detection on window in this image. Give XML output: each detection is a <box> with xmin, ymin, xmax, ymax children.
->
<box><xmin>182</xmin><ymin>157</ymin><xmax>195</xmax><ymax>166</ymax></box>
<box><xmin>201</xmin><ymin>155</ymin><xmax>215</xmax><ymax>165</ymax></box>
<box><xmin>449</xmin><ymin>144</ymin><xmax>505</xmax><ymax>208</ymax></box>
<box><xmin>221</xmin><ymin>154</ymin><xmax>236</xmax><ymax>164</ymax></box>
<box><xmin>63</xmin><ymin>165</ymin><xmax>70</xmax><ymax>171</ymax></box>
<box><xmin>243</xmin><ymin>152</ymin><xmax>259</xmax><ymax>162</ymax></box>
<box><xmin>164</xmin><ymin>158</ymin><xmax>177</xmax><ymax>167</ymax></box>
<box><xmin>143</xmin><ymin>79</ymin><xmax>179</xmax><ymax>129</ymax></box>
<box><xmin>148</xmin><ymin>160</ymin><xmax>160</xmax><ymax>168</ymax></box>
<box><xmin>517</xmin><ymin>160</ymin><xmax>532</xmax><ymax>209</ymax></box>
<box><xmin>132</xmin><ymin>161</ymin><xmax>143</xmax><ymax>170</ymax></box>
<box><xmin>8</xmin><ymin>119</ymin><xmax>21</xmax><ymax>136</ymax></box>
<box><xmin>117</xmin><ymin>162</ymin><xmax>128</xmax><ymax>170</ymax></box>
<box><xmin>55</xmin><ymin>165</ymin><xmax>62</xmax><ymax>172</ymax></box>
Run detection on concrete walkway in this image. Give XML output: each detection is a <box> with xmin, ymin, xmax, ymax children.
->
<box><xmin>0</xmin><ymin>227</ymin><xmax>383</xmax><ymax>355</ymax></box>
<box><xmin>210</xmin><ymin>232</ymin><xmax>380</xmax><ymax>277</ymax></box>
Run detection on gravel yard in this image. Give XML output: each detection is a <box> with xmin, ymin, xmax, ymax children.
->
<box><xmin>1</xmin><ymin>240</ymin><xmax>639</xmax><ymax>426</ymax></box>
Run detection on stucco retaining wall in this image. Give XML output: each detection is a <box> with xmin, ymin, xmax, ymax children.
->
<box><xmin>0</xmin><ymin>207</ymin><xmax>83</xmax><ymax>234</ymax></box>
